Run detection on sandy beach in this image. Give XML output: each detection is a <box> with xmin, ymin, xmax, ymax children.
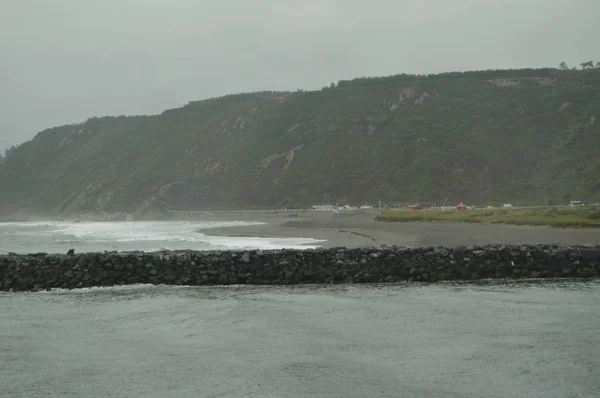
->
<box><xmin>184</xmin><ymin>211</ymin><xmax>600</xmax><ymax>248</ymax></box>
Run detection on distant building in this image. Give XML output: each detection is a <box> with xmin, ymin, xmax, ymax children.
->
<box><xmin>569</xmin><ymin>201</ymin><xmax>584</xmax><ymax>207</ymax></box>
<box><xmin>502</xmin><ymin>204</ymin><xmax>513</xmax><ymax>208</ymax></box>
<box><xmin>456</xmin><ymin>202</ymin><xmax>468</xmax><ymax>211</ymax></box>
<box><xmin>407</xmin><ymin>204</ymin><xmax>419</xmax><ymax>211</ymax></box>
<box><xmin>311</xmin><ymin>205</ymin><xmax>336</xmax><ymax>211</ymax></box>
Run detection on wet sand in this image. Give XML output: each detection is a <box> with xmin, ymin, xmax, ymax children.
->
<box><xmin>198</xmin><ymin>212</ymin><xmax>600</xmax><ymax>248</ymax></box>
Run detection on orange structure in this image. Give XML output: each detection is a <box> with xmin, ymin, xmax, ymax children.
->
<box><xmin>456</xmin><ymin>202</ymin><xmax>468</xmax><ymax>210</ymax></box>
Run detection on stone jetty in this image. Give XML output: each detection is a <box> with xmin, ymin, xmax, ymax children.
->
<box><xmin>1</xmin><ymin>244</ymin><xmax>599</xmax><ymax>292</ymax></box>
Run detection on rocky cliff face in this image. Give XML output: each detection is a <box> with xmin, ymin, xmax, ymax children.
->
<box><xmin>1</xmin><ymin>68</ymin><xmax>599</xmax><ymax>217</ymax></box>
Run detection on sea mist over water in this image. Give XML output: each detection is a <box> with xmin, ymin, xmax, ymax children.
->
<box><xmin>1</xmin><ymin>281</ymin><xmax>599</xmax><ymax>398</ymax></box>
<box><xmin>0</xmin><ymin>220</ymin><xmax>326</xmax><ymax>254</ymax></box>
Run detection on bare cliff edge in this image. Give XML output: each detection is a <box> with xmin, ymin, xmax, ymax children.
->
<box><xmin>1</xmin><ymin>67</ymin><xmax>600</xmax><ymax>217</ymax></box>
<box><xmin>2</xmin><ymin>244</ymin><xmax>599</xmax><ymax>292</ymax></box>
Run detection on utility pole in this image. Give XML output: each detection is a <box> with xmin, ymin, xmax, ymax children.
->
<box><xmin>480</xmin><ymin>191</ymin><xmax>483</xmax><ymax>208</ymax></box>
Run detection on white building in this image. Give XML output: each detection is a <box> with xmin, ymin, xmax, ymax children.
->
<box><xmin>311</xmin><ymin>205</ymin><xmax>336</xmax><ymax>211</ymax></box>
<box><xmin>338</xmin><ymin>205</ymin><xmax>359</xmax><ymax>211</ymax></box>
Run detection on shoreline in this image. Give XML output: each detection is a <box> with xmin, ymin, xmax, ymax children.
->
<box><xmin>2</xmin><ymin>210</ymin><xmax>599</xmax><ymax>250</ymax></box>
<box><xmin>198</xmin><ymin>212</ymin><xmax>600</xmax><ymax>249</ymax></box>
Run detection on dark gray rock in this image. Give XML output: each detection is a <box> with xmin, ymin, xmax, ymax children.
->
<box><xmin>580</xmin><ymin>249</ymin><xmax>600</xmax><ymax>260</ymax></box>
<box><xmin>433</xmin><ymin>247</ymin><xmax>450</xmax><ymax>257</ymax></box>
<box><xmin>1</xmin><ymin>244</ymin><xmax>599</xmax><ymax>291</ymax></box>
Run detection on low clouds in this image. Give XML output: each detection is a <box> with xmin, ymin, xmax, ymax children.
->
<box><xmin>1</xmin><ymin>0</ymin><xmax>598</xmax><ymax>149</ymax></box>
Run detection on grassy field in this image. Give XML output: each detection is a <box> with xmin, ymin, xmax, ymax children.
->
<box><xmin>375</xmin><ymin>206</ymin><xmax>600</xmax><ymax>228</ymax></box>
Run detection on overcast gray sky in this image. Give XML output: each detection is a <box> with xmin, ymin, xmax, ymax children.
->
<box><xmin>1</xmin><ymin>0</ymin><xmax>598</xmax><ymax>150</ymax></box>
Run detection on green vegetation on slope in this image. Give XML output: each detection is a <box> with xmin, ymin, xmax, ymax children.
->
<box><xmin>376</xmin><ymin>206</ymin><xmax>600</xmax><ymax>228</ymax></box>
<box><xmin>1</xmin><ymin>67</ymin><xmax>599</xmax><ymax>216</ymax></box>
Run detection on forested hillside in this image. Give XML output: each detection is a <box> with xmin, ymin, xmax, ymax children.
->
<box><xmin>1</xmin><ymin>67</ymin><xmax>599</xmax><ymax>217</ymax></box>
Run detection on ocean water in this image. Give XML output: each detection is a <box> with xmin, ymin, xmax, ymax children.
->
<box><xmin>1</xmin><ymin>222</ymin><xmax>600</xmax><ymax>397</ymax></box>
<box><xmin>0</xmin><ymin>220</ymin><xmax>326</xmax><ymax>254</ymax></box>
<box><xmin>1</xmin><ymin>281</ymin><xmax>599</xmax><ymax>398</ymax></box>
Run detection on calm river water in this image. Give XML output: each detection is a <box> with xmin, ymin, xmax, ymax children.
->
<box><xmin>2</xmin><ymin>281</ymin><xmax>599</xmax><ymax>398</ymax></box>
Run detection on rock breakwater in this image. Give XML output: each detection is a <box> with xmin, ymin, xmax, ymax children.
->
<box><xmin>1</xmin><ymin>244</ymin><xmax>599</xmax><ymax>292</ymax></box>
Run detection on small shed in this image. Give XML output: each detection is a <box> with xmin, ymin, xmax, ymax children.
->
<box><xmin>408</xmin><ymin>204</ymin><xmax>419</xmax><ymax>211</ymax></box>
<box><xmin>456</xmin><ymin>202</ymin><xmax>468</xmax><ymax>210</ymax></box>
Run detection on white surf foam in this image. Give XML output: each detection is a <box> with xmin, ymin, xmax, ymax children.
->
<box><xmin>0</xmin><ymin>220</ymin><xmax>326</xmax><ymax>251</ymax></box>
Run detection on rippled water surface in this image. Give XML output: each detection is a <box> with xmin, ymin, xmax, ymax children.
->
<box><xmin>2</xmin><ymin>281</ymin><xmax>599</xmax><ymax>398</ymax></box>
